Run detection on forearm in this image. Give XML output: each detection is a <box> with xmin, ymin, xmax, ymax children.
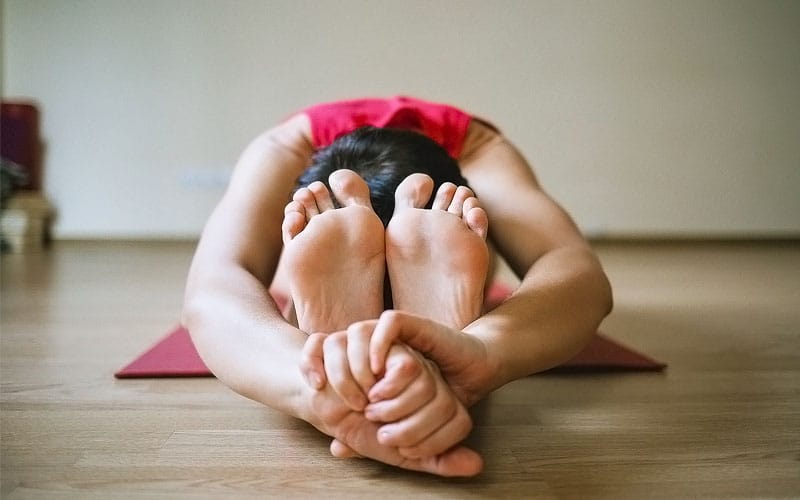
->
<box><xmin>464</xmin><ymin>243</ymin><xmax>612</xmax><ymax>396</ymax></box>
<box><xmin>181</xmin><ymin>113</ymin><xmax>320</xmax><ymax>420</ymax></box>
<box><xmin>183</xmin><ymin>265</ymin><xmax>313</xmax><ymax>419</ymax></box>
<box><xmin>455</xmin><ymin>124</ymin><xmax>614</xmax><ymax>400</ymax></box>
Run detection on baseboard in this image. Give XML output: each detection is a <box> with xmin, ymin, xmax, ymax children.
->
<box><xmin>587</xmin><ymin>235</ymin><xmax>800</xmax><ymax>245</ymax></box>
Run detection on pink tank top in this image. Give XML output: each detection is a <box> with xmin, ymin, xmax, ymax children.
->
<box><xmin>302</xmin><ymin>96</ymin><xmax>473</xmax><ymax>158</ymax></box>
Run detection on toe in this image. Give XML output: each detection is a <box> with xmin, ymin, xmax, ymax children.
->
<box><xmin>307</xmin><ymin>181</ymin><xmax>336</xmax><ymax>212</ymax></box>
<box><xmin>463</xmin><ymin>197</ymin><xmax>488</xmax><ymax>240</ymax></box>
<box><xmin>282</xmin><ymin>201</ymin><xmax>307</xmax><ymax>243</ymax></box>
<box><xmin>464</xmin><ymin>204</ymin><xmax>489</xmax><ymax>240</ymax></box>
<box><xmin>394</xmin><ymin>173</ymin><xmax>434</xmax><ymax>210</ymax></box>
<box><xmin>447</xmin><ymin>186</ymin><xmax>474</xmax><ymax>216</ymax></box>
<box><xmin>294</xmin><ymin>187</ymin><xmax>320</xmax><ymax>218</ymax></box>
<box><xmin>431</xmin><ymin>182</ymin><xmax>457</xmax><ymax>211</ymax></box>
<box><xmin>329</xmin><ymin>169</ymin><xmax>373</xmax><ymax>208</ymax></box>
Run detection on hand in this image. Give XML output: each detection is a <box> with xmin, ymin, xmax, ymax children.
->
<box><xmin>300</xmin><ymin>320</ymin><xmax>477</xmax><ymax>459</ymax></box>
<box><xmin>369</xmin><ymin>310</ymin><xmax>495</xmax><ymax>407</ymax></box>
<box><xmin>302</xmin><ymin>352</ymin><xmax>483</xmax><ymax>477</ymax></box>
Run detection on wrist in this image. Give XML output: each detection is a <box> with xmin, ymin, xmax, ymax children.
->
<box><xmin>451</xmin><ymin>333</ymin><xmax>500</xmax><ymax>408</ymax></box>
<box><xmin>289</xmin><ymin>374</ymin><xmax>333</xmax><ymax>434</ymax></box>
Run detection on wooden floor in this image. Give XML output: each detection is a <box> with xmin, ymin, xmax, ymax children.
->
<box><xmin>1</xmin><ymin>240</ymin><xmax>798</xmax><ymax>498</ymax></box>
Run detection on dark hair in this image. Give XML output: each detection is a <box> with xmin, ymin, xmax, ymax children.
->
<box><xmin>296</xmin><ymin>126</ymin><xmax>468</xmax><ymax>226</ymax></box>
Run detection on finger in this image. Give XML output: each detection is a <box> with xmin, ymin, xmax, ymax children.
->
<box><xmin>365</xmin><ymin>364</ymin><xmax>436</xmax><ymax>422</ymax></box>
<box><xmin>370</xmin><ymin>310</ymin><xmax>476</xmax><ymax>377</ymax></box>
<box><xmin>376</xmin><ymin>381</ymin><xmax>461</xmax><ymax>448</ymax></box>
<box><xmin>330</xmin><ymin>439</ymin><xmax>362</xmax><ymax>459</ymax></box>
<box><xmin>398</xmin><ymin>404</ymin><xmax>473</xmax><ymax>459</ymax></box>
<box><xmin>357</xmin><ymin>439</ymin><xmax>483</xmax><ymax>477</ymax></box>
<box><xmin>325</xmin><ymin>401</ymin><xmax>482</xmax><ymax>477</ymax></box>
<box><xmin>345</xmin><ymin>431</ymin><xmax>482</xmax><ymax>477</ymax></box>
<box><xmin>323</xmin><ymin>332</ymin><xmax>368</xmax><ymax>411</ymax></box>
<box><xmin>414</xmin><ymin>445</ymin><xmax>483</xmax><ymax>477</ymax></box>
<box><xmin>300</xmin><ymin>332</ymin><xmax>328</xmax><ymax>390</ymax></box>
<box><xmin>346</xmin><ymin>321</ymin><xmax>378</xmax><ymax>393</ymax></box>
<box><xmin>367</xmin><ymin>344</ymin><xmax>422</xmax><ymax>403</ymax></box>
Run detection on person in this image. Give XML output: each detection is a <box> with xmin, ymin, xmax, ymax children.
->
<box><xmin>182</xmin><ymin>96</ymin><xmax>613</xmax><ymax>477</ymax></box>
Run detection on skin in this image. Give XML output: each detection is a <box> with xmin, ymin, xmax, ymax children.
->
<box><xmin>292</xmin><ymin>171</ymin><xmax>489</xmax><ymax>461</ymax></box>
<box><xmin>182</xmin><ymin>112</ymin><xmax>613</xmax><ymax>477</ymax></box>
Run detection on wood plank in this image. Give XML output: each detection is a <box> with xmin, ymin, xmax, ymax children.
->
<box><xmin>2</xmin><ymin>241</ymin><xmax>798</xmax><ymax>498</ymax></box>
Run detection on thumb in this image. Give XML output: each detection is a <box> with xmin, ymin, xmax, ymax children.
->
<box><xmin>416</xmin><ymin>445</ymin><xmax>484</xmax><ymax>477</ymax></box>
<box><xmin>369</xmin><ymin>310</ymin><xmax>480</xmax><ymax>376</ymax></box>
<box><xmin>330</xmin><ymin>439</ymin><xmax>362</xmax><ymax>459</ymax></box>
<box><xmin>332</xmin><ymin>439</ymin><xmax>483</xmax><ymax>477</ymax></box>
<box><xmin>300</xmin><ymin>332</ymin><xmax>328</xmax><ymax>390</ymax></box>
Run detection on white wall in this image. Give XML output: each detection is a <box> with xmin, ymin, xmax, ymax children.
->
<box><xmin>3</xmin><ymin>0</ymin><xmax>799</xmax><ymax>238</ymax></box>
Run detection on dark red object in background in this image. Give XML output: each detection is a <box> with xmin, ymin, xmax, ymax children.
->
<box><xmin>1</xmin><ymin>101</ymin><xmax>42</xmax><ymax>191</ymax></box>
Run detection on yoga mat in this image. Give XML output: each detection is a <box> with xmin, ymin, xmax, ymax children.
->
<box><xmin>115</xmin><ymin>286</ymin><xmax>665</xmax><ymax>378</ymax></box>
<box><xmin>114</xmin><ymin>326</ymin><xmax>665</xmax><ymax>378</ymax></box>
<box><xmin>115</xmin><ymin>326</ymin><xmax>209</xmax><ymax>378</ymax></box>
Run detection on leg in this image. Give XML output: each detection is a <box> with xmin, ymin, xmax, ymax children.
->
<box><xmin>282</xmin><ymin>169</ymin><xmax>386</xmax><ymax>333</ymax></box>
<box><xmin>385</xmin><ymin>174</ymin><xmax>490</xmax><ymax>329</ymax></box>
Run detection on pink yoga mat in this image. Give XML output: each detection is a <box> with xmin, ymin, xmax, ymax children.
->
<box><xmin>114</xmin><ymin>326</ymin><xmax>665</xmax><ymax>378</ymax></box>
<box><xmin>116</xmin><ymin>285</ymin><xmax>665</xmax><ymax>378</ymax></box>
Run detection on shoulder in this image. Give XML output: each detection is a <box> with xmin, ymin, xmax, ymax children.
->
<box><xmin>224</xmin><ymin>113</ymin><xmax>316</xmax><ymax>202</ymax></box>
<box><xmin>256</xmin><ymin>113</ymin><xmax>315</xmax><ymax>157</ymax></box>
<box><xmin>459</xmin><ymin>120</ymin><xmax>507</xmax><ymax>165</ymax></box>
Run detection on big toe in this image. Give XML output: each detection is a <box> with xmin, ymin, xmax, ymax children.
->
<box><xmin>394</xmin><ymin>173</ymin><xmax>434</xmax><ymax>210</ymax></box>
<box><xmin>329</xmin><ymin>169</ymin><xmax>373</xmax><ymax>208</ymax></box>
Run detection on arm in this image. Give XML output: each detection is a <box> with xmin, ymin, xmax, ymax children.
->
<box><xmin>458</xmin><ymin>122</ymin><xmax>613</xmax><ymax>398</ymax></box>
<box><xmin>182</xmin><ymin>115</ymin><xmax>481</xmax><ymax>476</ymax></box>
<box><xmin>300</xmin><ymin>322</ymin><xmax>475</xmax><ymax>460</ymax></box>
<box><xmin>182</xmin><ymin>114</ymin><xmax>316</xmax><ymax>417</ymax></box>
<box><xmin>368</xmin><ymin>123</ymin><xmax>612</xmax><ymax>407</ymax></box>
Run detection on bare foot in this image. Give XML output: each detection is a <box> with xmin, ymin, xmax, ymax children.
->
<box><xmin>282</xmin><ymin>169</ymin><xmax>386</xmax><ymax>333</ymax></box>
<box><xmin>385</xmin><ymin>174</ymin><xmax>490</xmax><ymax>329</ymax></box>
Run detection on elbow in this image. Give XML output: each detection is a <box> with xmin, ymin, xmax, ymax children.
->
<box><xmin>180</xmin><ymin>295</ymin><xmax>208</xmax><ymax>357</ymax></box>
<box><xmin>180</xmin><ymin>276</ymin><xmax>201</xmax><ymax>330</ymax></box>
<box><xmin>578</xmin><ymin>246</ymin><xmax>614</xmax><ymax>329</ymax></box>
<box><xmin>180</xmin><ymin>296</ymin><xmax>200</xmax><ymax>333</ymax></box>
<box><xmin>598</xmin><ymin>267</ymin><xmax>614</xmax><ymax>319</ymax></box>
<box><xmin>180</xmin><ymin>280</ymin><xmax>223</xmax><ymax>343</ymax></box>
<box><xmin>180</xmin><ymin>277</ymin><xmax>213</xmax><ymax>338</ymax></box>
<box><xmin>578</xmin><ymin>242</ymin><xmax>613</xmax><ymax>318</ymax></box>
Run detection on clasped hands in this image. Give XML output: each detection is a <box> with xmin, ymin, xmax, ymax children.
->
<box><xmin>299</xmin><ymin>310</ymin><xmax>490</xmax><ymax>477</ymax></box>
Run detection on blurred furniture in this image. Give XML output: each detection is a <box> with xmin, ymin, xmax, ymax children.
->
<box><xmin>1</xmin><ymin>101</ymin><xmax>53</xmax><ymax>253</ymax></box>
